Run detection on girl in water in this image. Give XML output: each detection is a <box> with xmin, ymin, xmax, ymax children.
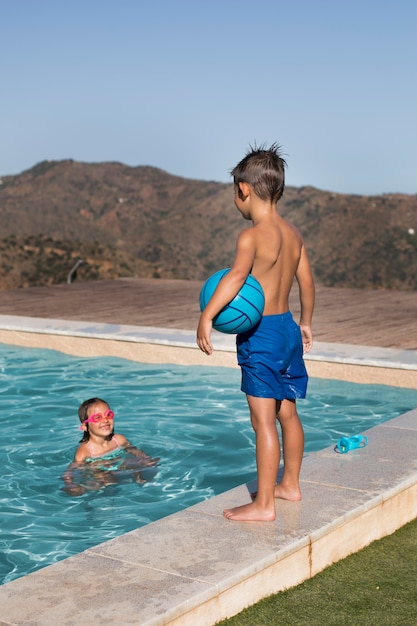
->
<box><xmin>62</xmin><ymin>397</ymin><xmax>159</xmax><ymax>495</ymax></box>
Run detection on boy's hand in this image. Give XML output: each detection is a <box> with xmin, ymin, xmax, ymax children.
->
<box><xmin>300</xmin><ymin>325</ymin><xmax>313</xmax><ymax>353</ymax></box>
<box><xmin>197</xmin><ymin>314</ymin><xmax>214</xmax><ymax>355</ymax></box>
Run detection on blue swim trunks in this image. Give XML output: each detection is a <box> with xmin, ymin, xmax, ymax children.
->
<box><xmin>236</xmin><ymin>312</ymin><xmax>308</xmax><ymax>400</ymax></box>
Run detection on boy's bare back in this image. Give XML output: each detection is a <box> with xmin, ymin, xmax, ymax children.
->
<box><xmin>249</xmin><ymin>212</ymin><xmax>307</xmax><ymax>316</ymax></box>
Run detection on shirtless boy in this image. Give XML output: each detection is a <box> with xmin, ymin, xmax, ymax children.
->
<box><xmin>197</xmin><ymin>144</ymin><xmax>315</xmax><ymax>522</ymax></box>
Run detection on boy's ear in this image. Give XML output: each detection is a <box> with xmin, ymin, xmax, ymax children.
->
<box><xmin>238</xmin><ymin>182</ymin><xmax>251</xmax><ymax>200</ymax></box>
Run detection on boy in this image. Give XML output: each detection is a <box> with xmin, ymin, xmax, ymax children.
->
<box><xmin>197</xmin><ymin>144</ymin><xmax>315</xmax><ymax>522</ymax></box>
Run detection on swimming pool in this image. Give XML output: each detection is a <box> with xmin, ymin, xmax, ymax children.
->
<box><xmin>2</xmin><ymin>343</ymin><xmax>417</xmax><ymax>585</ymax></box>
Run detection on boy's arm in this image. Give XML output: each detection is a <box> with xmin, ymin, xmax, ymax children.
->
<box><xmin>296</xmin><ymin>244</ymin><xmax>315</xmax><ymax>353</ymax></box>
<box><xmin>197</xmin><ymin>229</ymin><xmax>256</xmax><ymax>355</ymax></box>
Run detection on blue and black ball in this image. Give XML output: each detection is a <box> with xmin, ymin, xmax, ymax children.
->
<box><xmin>199</xmin><ymin>268</ymin><xmax>265</xmax><ymax>334</ymax></box>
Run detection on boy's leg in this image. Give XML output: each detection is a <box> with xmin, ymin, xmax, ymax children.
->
<box><xmin>224</xmin><ymin>395</ymin><xmax>279</xmax><ymax>522</ymax></box>
<box><xmin>275</xmin><ymin>399</ymin><xmax>304</xmax><ymax>501</ymax></box>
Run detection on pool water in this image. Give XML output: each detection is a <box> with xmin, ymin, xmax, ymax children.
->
<box><xmin>1</xmin><ymin>343</ymin><xmax>417</xmax><ymax>585</ymax></box>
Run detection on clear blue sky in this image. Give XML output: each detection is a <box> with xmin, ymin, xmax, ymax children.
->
<box><xmin>2</xmin><ymin>0</ymin><xmax>416</xmax><ymax>194</ymax></box>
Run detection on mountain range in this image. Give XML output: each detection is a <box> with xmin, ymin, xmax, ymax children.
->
<box><xmin>0</xmin><ymin>159</ymin><xmax>416</xmax><ymax>290</ymax></box>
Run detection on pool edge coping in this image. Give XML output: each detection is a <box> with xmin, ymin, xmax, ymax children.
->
<box><xmin>0</xmin><ymin>313</ymin><xmax>416</xmax><ymax>371</ymax></box>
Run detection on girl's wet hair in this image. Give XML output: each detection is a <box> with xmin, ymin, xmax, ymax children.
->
<box><xmin>78</xmin><ymin>397</ymin><xmax>114</xmax><ymax>443</ymax></box>
<box><xmin>231</xmin><ymin>142</ymin><xmax>287</xmax><ymax>203</ymax></box>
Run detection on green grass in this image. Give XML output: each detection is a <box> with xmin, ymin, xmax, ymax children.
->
<box><xmin>217</xmin><ymin>518</ymin><xmax>417</xmax><ymax>626</ymax></box>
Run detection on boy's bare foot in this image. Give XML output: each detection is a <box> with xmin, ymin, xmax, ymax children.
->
<box><xmin>273</xmin><ymin>483</ymin><xmax>302</xmax><ymax>501</ymax></box>
<box><xmin>251</xmin><ymin>484</ymin><xmax>302</xmax><ymax>502</ymax></box>
<box><xmin>223</xmin><ymin>501</ymin><xmax>276</xmax><ymax>522</ymax></box>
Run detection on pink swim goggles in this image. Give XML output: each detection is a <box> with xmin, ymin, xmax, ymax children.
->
<box><xmin>79</xmin><ymin>409</ymin><xmax>115</xmax><ymax>429</ymax></box>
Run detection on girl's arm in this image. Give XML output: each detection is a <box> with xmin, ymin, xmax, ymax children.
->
<box><xmin>61</xmin><ymin>459</ymin><xmax>87</xmax><ymax>496</ymax></box>
<box><xmin>61</xmin><ymin>444</ymin><xmax>89</xmax><ymax>494</ymax></box>
<box><xmin>123</xmin><ymin>440</ymin><xmax>160</xmax><ymax>466</ymax></box>
<box><xmin>61</xmin><ymin>461</ymin><xmax>78</xmax><ymax>482</ymax></box>
<box><xmin>62</xmin><ymin>444</ymin><xmax>87</xmax><ymax>480</ymax></box>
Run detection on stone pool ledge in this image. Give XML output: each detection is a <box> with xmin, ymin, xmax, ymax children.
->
<box><xmin>0</xmin><ymin>314</ymin><xmax>416</xmax><ymax>387</ymax></box>
<box><xmin>0</xmin><ymin>409</ymin><xmax>416</xmax><ymax>626</ymax></box>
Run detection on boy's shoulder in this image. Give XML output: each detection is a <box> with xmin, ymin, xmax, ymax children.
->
<box><xmin>274</xmin><ymin>215</ymin><xmax>304</xmax><ymax>242</ymax></box>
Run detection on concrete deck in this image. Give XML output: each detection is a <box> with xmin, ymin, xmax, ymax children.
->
<box><xmin>0</xmin><ymin>309</ymin><xmax>416</xmax><ymax>625</ymax></box>
<box><xmin>0</xmin><ymin>277</ymin><xmax>416</xmax><ymax>350</ymax></box>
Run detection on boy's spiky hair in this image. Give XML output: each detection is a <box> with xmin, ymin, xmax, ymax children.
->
<box><xmin>231</xmin><ymin>142</ymin><xmax>287</xmax><ymax>202</ymax></box>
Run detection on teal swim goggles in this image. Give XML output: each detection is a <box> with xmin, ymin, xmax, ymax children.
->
<box><xmin>335</xmin><ymin>435</ymin><xmax>368</xmax><ymax>454</ymax></box>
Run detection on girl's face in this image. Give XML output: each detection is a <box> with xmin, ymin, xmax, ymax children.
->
<box><xmin>82</xmin><ymin>401</ymin><xmax>114</xmax><ymax>438</ymax></box>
